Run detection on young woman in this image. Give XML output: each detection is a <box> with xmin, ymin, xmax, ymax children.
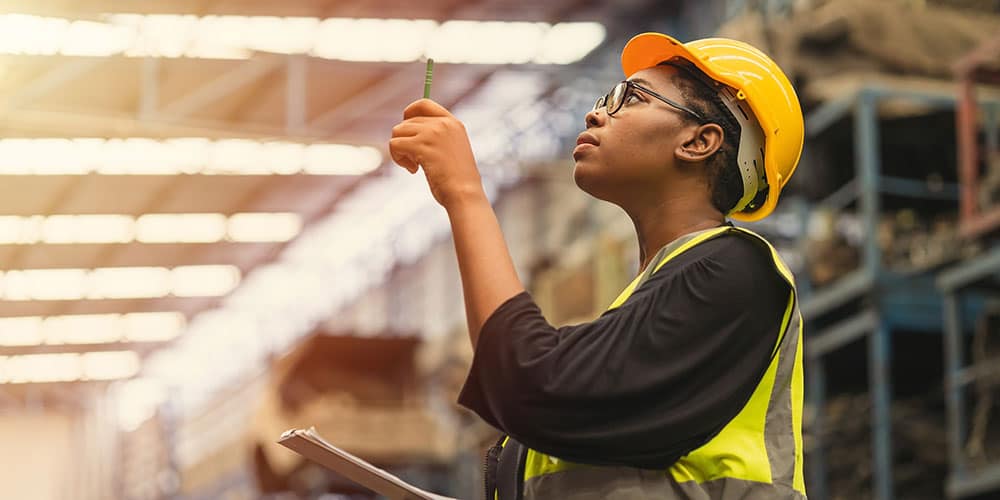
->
<box><xmin>390</xmin><ymin>32</ymin><xmax>806</xmax><ymax>500</ymax></box>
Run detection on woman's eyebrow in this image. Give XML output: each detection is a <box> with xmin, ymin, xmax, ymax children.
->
<box><xmin>629</xmin><ymin>77</ymin><xmax>653</xmax><ymax>87</ymax></box>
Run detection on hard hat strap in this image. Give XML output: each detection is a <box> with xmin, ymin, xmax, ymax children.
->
<box><xmin>716</xmin><ymin>85</ymin><xmax>767</xmax><ymax>214</ymax></box>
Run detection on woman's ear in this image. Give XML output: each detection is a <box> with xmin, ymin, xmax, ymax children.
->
<box><xmin>675</xmin><ymin>123</ymin><xmax>724</xmax><ymax>163</ymax></box>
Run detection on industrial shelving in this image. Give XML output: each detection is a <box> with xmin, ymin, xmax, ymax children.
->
<box><xmin>801</xmin><ymin>78</ymin><xmax>1000</xmax><ymax>500</ymax></box>
<box><xmin>934</xmin><ymin>32</ymin><xmax>1000</xmax><ymax>500</ymax></box>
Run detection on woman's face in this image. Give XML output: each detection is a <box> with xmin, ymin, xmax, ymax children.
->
<box><xmin>572</xmin><ymin>65</ymin><xmax>695</xmax><ymax>204</ymax></box>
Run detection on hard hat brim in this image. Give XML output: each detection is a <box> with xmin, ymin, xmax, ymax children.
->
<box><xmin>622</xmin><ymin>33</ymin><xmax>692</xmax><ymax>78</ymax></box>
<box><xmin>622</xmin><ymin>33</ymin><xmax>724</xmax><ymax>86</ymax></box>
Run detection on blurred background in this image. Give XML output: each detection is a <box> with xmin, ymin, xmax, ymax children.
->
<box><xmin>0</xmin><ymin>0</ymin><xmax>998</xmax><ymax>499</ymax></box>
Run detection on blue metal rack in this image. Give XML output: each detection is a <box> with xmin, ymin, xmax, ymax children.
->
<box><xmin>800</xmin><ymin>80</ymin><xmax>1000</xmax><ymax>500</ymax></box>
<box><xmin>938</xmin><ymin>247</ymin><xmax>1000</xmax><ymax>499</ymax></box>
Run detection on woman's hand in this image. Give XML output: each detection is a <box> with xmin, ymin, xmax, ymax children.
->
<box><xmin>389</xmin><ymin>99</ymin><xmax>485</xmax><ymax>208</ymax></box>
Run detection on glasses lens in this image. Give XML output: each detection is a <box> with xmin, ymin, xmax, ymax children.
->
<box><xmin>594</xmin><ymin>95</ymin><xmax>605</xmax><ymax>112</ymax></box>
<box><xmin>608</xmin><ymin>82</ymin><xmax>628</xmax><ymax>115</ymax></box>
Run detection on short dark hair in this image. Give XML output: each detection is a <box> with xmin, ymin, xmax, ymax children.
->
<box><xmin>660</xmin><ymin>61</ymin><xmax>744</xmax><ymax>214</ymax></box>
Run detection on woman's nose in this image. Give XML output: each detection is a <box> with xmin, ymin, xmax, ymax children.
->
<box><xmin>585</xmin><ymin>108</ymin><xmax>604</xmax><ymax>129</ymax></box>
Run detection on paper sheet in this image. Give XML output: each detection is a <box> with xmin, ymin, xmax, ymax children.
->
<box><xmin>278</xmin><ymin>427</ymin><xmax>459</xmax><ymax>500</ymax></box>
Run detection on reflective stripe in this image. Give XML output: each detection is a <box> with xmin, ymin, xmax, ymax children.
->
<box><xmin>523</xmin><ymin>467</ymin><xmax>808</xmax><ymax>499</ymax></box>
<box><xmin>791</xmin><ymin>314</ymin><xmax>806</xmax><ymax>493</ymax></box>
<box><xmin>764</xmin><ymin>304</ymin><xmax>799</xmax><ymax>486</ymax></box>
<box><xmin>607</xmin><ymin>226</ymin><xmax>731</xmax><ymax>311</ymax></box>
<box><xmin>516</xmin><ymin>226</ymin><xmax>806</xmax><ymax>499</ymax></box>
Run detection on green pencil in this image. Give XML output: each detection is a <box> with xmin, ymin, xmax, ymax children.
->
<box><xmin>423</xmin><ymin>58</ymin><xmax>434</xmax><ymax>99</ymax></box>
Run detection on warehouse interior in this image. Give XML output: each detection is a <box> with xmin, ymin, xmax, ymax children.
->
<box><xmin>1</xmin><ymin>0</ymin><xmax>999</xmax><ymax>499</ymax></box>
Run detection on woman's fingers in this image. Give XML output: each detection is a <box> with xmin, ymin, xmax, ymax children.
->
<box><xmin>388</xmin><ymin>137</ymin><xmax>420</xmax><ymax>174</ymax></box>
<box><xmin>390</xmin><ymin>117</ymin><xmax>434</xmax><ymax>138</ymax></box>
<box><xmin>403</xmin><ymin>98</ymin><xmax>450</xmax><ymax>120</ymax></box>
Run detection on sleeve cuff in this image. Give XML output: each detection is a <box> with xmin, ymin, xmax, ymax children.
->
<box><xmin>456</xmin><ymin>291</ymin><xmax>534</xmax><ymax>421</ymax></box>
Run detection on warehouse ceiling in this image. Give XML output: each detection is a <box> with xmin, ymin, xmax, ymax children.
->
<box><xmin>0</xmin><ymin>0</ymin><xmax>660</xmax><ymax>393</ymax></box>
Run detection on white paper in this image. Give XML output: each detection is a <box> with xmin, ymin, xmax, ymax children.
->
<box><xmin>278</xmin><ymin>427</ymin><xmax>459</xmax><ymax>500</ymax></box>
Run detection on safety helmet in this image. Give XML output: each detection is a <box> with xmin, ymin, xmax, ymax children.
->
<box><xmin>621</xmin><ymin>33</ymin><xmax>804</xmax><ymax>222</ymax></box>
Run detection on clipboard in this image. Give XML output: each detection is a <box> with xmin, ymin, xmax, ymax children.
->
<box><xmin>278</xmin><ymin>427</ymin><xmax>459</xmax><ymax>500</ymax></box>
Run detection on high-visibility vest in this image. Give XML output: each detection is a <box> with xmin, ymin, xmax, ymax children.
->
<box><xmin>490</xmin><ymin>225</ymin><xmax>806</xmax><ymax>500</ymax></box>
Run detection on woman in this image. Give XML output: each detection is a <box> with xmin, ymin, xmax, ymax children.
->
<box><xmin>390</xmin><ymin>32</ymin><xmax>806</xmax><ymax>500</ymax></box>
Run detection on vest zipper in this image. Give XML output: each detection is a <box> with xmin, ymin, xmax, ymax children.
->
<box><xmin>513</xmin><ymin>441</ymin><xmax>526</xmax><ymax>500</ymax></box>
<box><xmin>484</xmin><ymin>435</ymin><xmax>506</xmax><ymax>500</ymax></box>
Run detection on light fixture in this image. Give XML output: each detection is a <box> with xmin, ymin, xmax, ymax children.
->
<box><xmin>0</xmin><ymin>266</ymin><xmax>241</xmax><ymax>300</ymax></box>
<box><xmin>170</xmin><ymin>265</ymin><xmax>241</xmax><ymax>297</ymax></box>
<box><xmin>2</xmin><ymin>353</ymin><xmax>80</xmax><ymax>383</ymax></box>
<box><xmin>227</xmin><ymin>212</ymin><xmax>302</xmax><ymax>242</ymax></box>
<box><xmin>135</xmin><ymin>214</ymin><xmax>227</xmax><ymax>243</ymax></box>
<box><xmin>0</xmin><ymin>14</ymin><xmax>605</xmax><ymax>64</ymax></box>
<box><xmin>0</xmin><ymin>312</ymin><xmax>185</xmax><ymax>346</ymax></box>
<box><xmin>0</xmin><ymin>138</ymin><xmax>382</xmax><ymax>176</ymax></box>
<box><xmin>0</xmin><ymin>351</ymin><xmax>141</xmax><ymax>384</ymax></box>
<box><xmin>81</xmin><ymin>351</ymin><xmax>141</xmax><ymax>381</ymax></box>
<box><xmin>0</xmin><ymin>213</ymin><xmax>302</xmax><ymax>244</ymax></box>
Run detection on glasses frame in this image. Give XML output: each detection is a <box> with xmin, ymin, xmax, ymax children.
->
<box><xmin>594</xmin><ymin>80</ymin><xmax>704</xmax><ymax>122</ymax></box>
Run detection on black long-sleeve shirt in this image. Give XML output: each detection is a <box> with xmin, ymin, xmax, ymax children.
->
<box><xmin>457</xmin><ymin>231</ymin><xmax>792</xmax><ymax>469</ymax></box>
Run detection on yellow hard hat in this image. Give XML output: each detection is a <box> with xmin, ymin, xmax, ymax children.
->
<box><xmin>621</xmin><ymin>32</ymin><xmax>804</xmax><ymax>221</ymax></box>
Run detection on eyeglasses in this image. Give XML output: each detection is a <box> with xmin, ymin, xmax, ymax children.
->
<box><xmin>593</xmin><ymin>80</ymin><xmax>704</xmax><ymax>121</ymax></box>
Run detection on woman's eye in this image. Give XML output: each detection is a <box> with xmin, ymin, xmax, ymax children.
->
<box><xmin>625</xmin><ymin>93</ymin><xmax>641</xmax><ymax>104</ymax></box>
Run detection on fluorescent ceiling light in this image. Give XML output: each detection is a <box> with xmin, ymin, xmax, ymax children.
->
<box><xmin>170</xmin><ymin>265</ymin><xmax>240</xmax><ymax>297</ymax></box>
<box><xmin>136</xmin><ymin>213</ymin><xmax>227</xmax><ymax>243</ymax></box>
<box><xmin>227</xmin><ymin>212</ymin><xmax>302</xmax><ymax>242</ymax></box>
<box><xmin>0</xmin><ymin>266</ymin><xmax>241</xmax><ymax>300</ymax></box>
<box><xmin>312</xmin><ymin>18</ymin><xmax>436</xmax><ymax>62</ymax></box>
<box><xmin>0</xmin><ymin>14</ymin><xmax>605</xmax><ymax>64</ymax></box>
<box><xmin>81</xmin><ymin>351</ymin><xmax>141</xmax><ymax>380</ymax></box>
<box><xmin>0</xmin><ymin>351</ymin><xmax>141</xmax><ymax>384</ymax></box>
<box><xmin>0</xmin><ymin>317</ymin><xmax>43</xmax><ymax>346</ymax></box>
<box><xmin>121</xmin><ymin>312</ymin><xmax>186</xmax><ymax>342</ymax></box>
<box><xmin>0</xmin><ymin>312</ymin><xmax>184</xmax><ymax>346</ymax></box>
<box><xmin>42</xmin><ymin>214</ymin><xmax>134</xmax><ymax>243</ymax></box>
<box><xmin>0</xmin><ymin>138</ymin><xmax>382</xmax><ymax>176</ymax></box>
<box><xmin>1</xmin><ymin>268</ymin><xmax>89</xmax><ymax>300</ymax></box>
<box><xmin>1</xmin><ymin>353</ymin><xmax>81</xmax><ymax>383</ymax></box>
<box><xmin>0</xmin><ymin>213</ymin><xmax>302</xmax><ymax>245</ymax></box>
<box><xmin>87</xmin><ymin>267</ymin><xmax>172</xmax><ymax>299</ymax></box>
<box><xmin>44</xmin><ymin>314</ymin><xmax>121</xmax><ymax>344</ymax></box>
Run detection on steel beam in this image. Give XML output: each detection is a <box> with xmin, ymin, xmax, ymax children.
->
<box><xmin>807</xmin><ymin>355</ymin><xmax>828</xmax><ymax>500</ymax></box>
<box><xmin>958</xmin><ymin>72</ymin><xmax>979</xmax><ymax>224</ymax></box>
<box><xmin>818</xmin><ymin>178</ymin><xmax>858</xmax><ymax>212</ymax></box>
<box><xmin>856</xmin><ymin>90</ymin><xmax>882</xmax><ymax>280</ymax></box>
<box><xmin>806</xmin><ymin>308</ymin><xmax>876</xmax><ymax>358</ymax></box>
<box><xmin>805</xmin><ymin>92</ymin><xmax>856</xmax><ymax>137</ymax></box>
<box><xmin>286</xmin><ymin>55</ymin><xmax>308</xmax><ymax>134</ymax></box>
<box><xmin>800</xmin><ymin>269</ymin><xmax>873</xmax><ymax>319</ymax></box>
<box><xmin>947</xmin><ymin>462</ymin><xmax>1000</xmax><ymax>499</ymax></box>
<box><xmin>869</xmin><ymin>318</ymin><xmax>893</xmax><ymax>500</ymax></box>
<box><xmin>2</xmin><ymin>58</ymin><xmax>105</xmax><ymax>112</ymax></box>
<box><xmin>880</xmin><ymin>175</ymin><xmax>960</xmax><ymax>200</ymax></box>
<box><xmin>139</xmin><ymin>57</ymin><xmax>159</xmax><ymax>120</ymax></box>
<box><xmin>307</xmin><ymin>67</ymin><xmax>426</xmax><ymax>132</ymax></box>
<box><xmin>954</xmin><ymin>358</ymin><xmax>1000</xmax><ymax>387</ymax></box>
<box><xmin>937</xmin><ymin>246</ymin><xmax>1000</xmax><ymax>292</ymax></box>
<box><xmin>157</xmin><ymin>56</ymin><xmax>284</xmax><ymax>121</ymax></box>
<box><xmin>855</xmin><ymin>89</ymin><xmax>894</xmax><ymax>500</ymax></box>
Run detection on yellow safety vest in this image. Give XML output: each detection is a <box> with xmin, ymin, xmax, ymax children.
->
<box><xmin>496</xmin><ymin>225</ymin><xmax>806</xmax><ymax>500</ymax></box>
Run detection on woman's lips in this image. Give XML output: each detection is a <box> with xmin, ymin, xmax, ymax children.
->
<box><xmin>573</xmin><ymin>142</ymin><xmax>596</xmax><ymax>160</ymax></box>
<box><xmin>574</xmin><ymin>132</ymin><xmax>599</xmax><ymax>160</ymax></box>
<box><xmin>576</xmin><ymin>132</ymin><xmax>599</xmax><ymax>146</ymax></box>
